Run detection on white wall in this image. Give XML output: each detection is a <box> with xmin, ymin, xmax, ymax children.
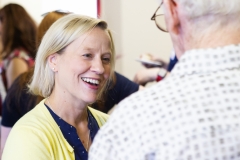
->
<box><xmin>101</xmin><ymin>0</ymin><xmax>173</xmax><ymax>80</ymax></box>
<box><xmin>0</xmin><ymin>0</ymin><xmax>97</xmax><ymax>24</ymax></box>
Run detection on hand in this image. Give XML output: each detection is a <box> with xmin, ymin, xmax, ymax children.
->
<box><xmin>139</xmin><ymin>53</ymin><xmax>168</xmax><ymax>69</ymax></box>
<box><xmin>133</xmin><ymin>68</ymin><xmax>161</xmax><ymax>86</ymax></box>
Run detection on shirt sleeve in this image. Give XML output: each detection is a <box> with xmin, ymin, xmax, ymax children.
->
<box><xmin>1</xmin><ymin>76</ymin><xmax>23</xmax><ymax>127</ymax></box>
<box><xmin>1</xmin><ymin>74</ymin><xmax>36</xmax><ymax>127</ymax></box>
<box><xmin>1</xmin><ymin>100</ymin><xmax>21</xmax><ymax>127</ymax></box>
<box><xmin>104</xmin><ymin>72</ymin><xmax>139</xmax><ymax>111</ymax></box>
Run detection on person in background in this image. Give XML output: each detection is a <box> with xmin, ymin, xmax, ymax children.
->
<box><xmin>133</xmin><ymin>50</ymin><xmax>178</xmax><ymax>86</ymax></box>
<box><xmin>0</xmin><ymin>3</ymin><xmax>36</xmax><ymax>115</ymax></box>
<box><xmin>2</xmin><ymin>14</ymin><xmax>114</xmax><ymax>160</ymax></box>
<box><xmin>0</xmin><ymin>3</ymin><xmax>36</xmax><ymax>90</ymax></box>
<box><xmin>89</xmin><ymin>0</ymin><xmax>240</xmax><ymax>159</ymax></box>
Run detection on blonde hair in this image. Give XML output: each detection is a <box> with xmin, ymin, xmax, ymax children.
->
<box><xmin>29</xmin><ymin>14</ymin><xmax>115</xmax><ymax>100</ymax></box>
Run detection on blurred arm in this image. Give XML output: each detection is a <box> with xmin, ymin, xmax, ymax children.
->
<box><xmin>134</xmin><ymin>68</ymin><xmax>161</xmax><ymax>86</ymax></box>
<box><xmin>6</xmin><ymin>58</ymin><xmax>28</xmax><ymax>89</ymax></box>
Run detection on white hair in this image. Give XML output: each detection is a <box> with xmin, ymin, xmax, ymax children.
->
<box><xmin>177</xmin><ymin>0</ymin><xmax>240</xmax><ymax>19</ymax></box>
<box><xmin>174</xmin><ymin>0</ymin><xmax>240</xmax><ymax>35</ymax></box>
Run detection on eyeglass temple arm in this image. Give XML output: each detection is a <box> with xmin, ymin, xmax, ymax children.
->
<box><xmin>151</xmin><ymin>6</ymin><xmax>160</xmax><ymax>20</ymax></box>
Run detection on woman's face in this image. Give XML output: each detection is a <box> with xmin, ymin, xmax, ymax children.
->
<box><xmin>54</xmin><ymin>27</ymin><xmax>112</xmax><ymax>105</ymax></box>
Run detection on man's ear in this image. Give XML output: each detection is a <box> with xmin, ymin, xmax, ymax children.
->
<box><xmin>164</xmin><ymin>0</ymin><xmax>180</xmax><ymax>35</ymax></box>
<box><xmin>48</xmin><ymin>53</ymin><xmax>58</xmax><ymax>72</ymax></box>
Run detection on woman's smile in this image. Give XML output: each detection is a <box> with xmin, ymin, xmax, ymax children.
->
<box><xmin>81</xmin><ymin>77</ymin><xmax>100</xmax><ymax>90</ymax></box>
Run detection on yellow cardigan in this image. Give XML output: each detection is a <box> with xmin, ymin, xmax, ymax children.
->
<box><xmin>2</xmin><ymin>99</ymin><xmax>109</xmax><ymax>160</ymax></box>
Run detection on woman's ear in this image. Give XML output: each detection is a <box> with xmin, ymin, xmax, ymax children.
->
<box><xmin>164</xmin><ymin>0</ymin><xmax>180</xmax><ymax>35</ymax></box>
<box><xmin>48</xmin><ymin>53</ymin><xmax>58</xmax><ymax>72</ymax></box>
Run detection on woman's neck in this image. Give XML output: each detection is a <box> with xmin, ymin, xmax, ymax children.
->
<box><xmin>46</xmin><ymin>94</ymin><xmax>89</xmax><ymax>128</ymax></box>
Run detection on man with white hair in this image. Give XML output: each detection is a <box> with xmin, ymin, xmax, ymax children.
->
<box><xmin>89</xmin><ymin>0</ymin><xmax>240</xmax><ymax>159</ymax></box>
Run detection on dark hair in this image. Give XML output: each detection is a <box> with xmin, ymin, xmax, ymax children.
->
<box><xmin>4</xmin><ymin>11</ymin><xmax>68</xmax><ymax>114</ymax></box>
<box><xmin>36</xmin><ymin>11</ymin><xmax>70</xmax><ymax>48</ymax></box>
<box><xmin>0</xmin><ymin>3</ymin><xmax>37</xmax><ymax>59</ymax></box>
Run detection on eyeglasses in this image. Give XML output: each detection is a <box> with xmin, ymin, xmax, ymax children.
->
<box><xmin>151</xmin><ymin>2</ymin><xmax>168</xmax><ymax>32</ymax></box>
<box><xmin>41</xmin><ymin>10</ymin><xmax>73</xmax><ymax>17</ymax></box>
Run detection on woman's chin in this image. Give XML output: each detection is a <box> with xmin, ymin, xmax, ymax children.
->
<box><xmin>84</xmin><ymin>97</ymin><xmax>97</xmax><ymax>105</ymax></box>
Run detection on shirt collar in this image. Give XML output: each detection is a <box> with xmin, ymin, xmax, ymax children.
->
<box><xmin>171</xmin><ymin>44</ymin><xmax>240</xmax><ymax>77</ymax></box>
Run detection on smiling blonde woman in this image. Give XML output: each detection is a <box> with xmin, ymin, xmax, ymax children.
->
<box><xmin>2</xmin><ymin>14</ymin><xmax>115</xmax><ymax>160</ymax></box>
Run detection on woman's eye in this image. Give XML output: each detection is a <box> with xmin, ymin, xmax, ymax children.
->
<box><xmin>83</xmin><ymin>54</ymin><xmax>92</xmax><ymax>58</ymax></box>
<box><xmin>102</xmin><ymin>57</ymin><xmax>110</xmax><ymax>64</ymax></box>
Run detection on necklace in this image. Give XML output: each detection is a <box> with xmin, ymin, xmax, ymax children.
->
<box><xmin>47</xmin><ymin>97</ymin><xmax>91</xmax><ymax>151</ymax></box>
